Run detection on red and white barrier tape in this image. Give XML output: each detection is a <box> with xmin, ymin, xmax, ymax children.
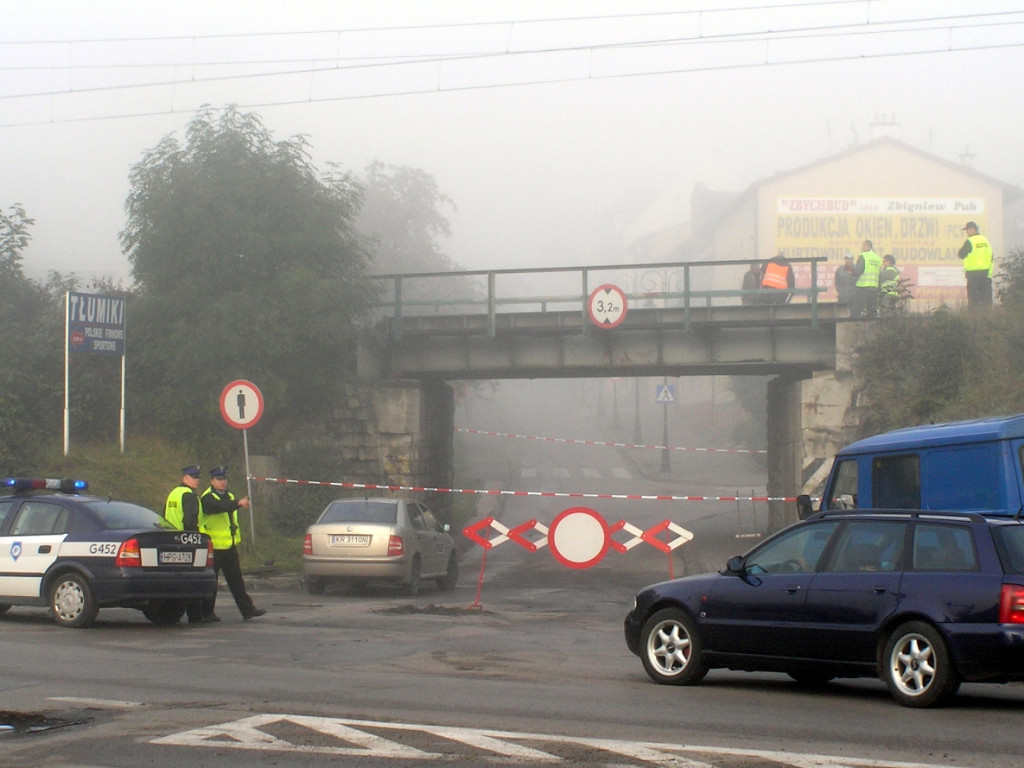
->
<box><xmin>456</xmin><ymin>428</ymin><xmax>766</xmax><ymax>454</ymax></box>
<box><xmin>252</xmin><ymin>476</ymin><xmax>794</xmax><ymax>503</ymax></box>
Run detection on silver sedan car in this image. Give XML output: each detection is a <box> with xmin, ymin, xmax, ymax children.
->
<box><xmin>302</xmin><ymin>498</ymin><xmax>458</xmax><ymax>595</ymax></box>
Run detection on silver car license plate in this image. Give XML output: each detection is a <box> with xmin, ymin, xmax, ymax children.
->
<box><xmin>159</xmin><ymin>550</ymin><xmax>194</xmax><ymax>564</ymax></box>
<box><xmin>330</xmin><ymin>534</ymin><xmax>370</xmax><ymax>546</ymax></box>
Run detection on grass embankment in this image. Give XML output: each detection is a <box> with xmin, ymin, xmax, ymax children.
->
<box><xmin>34</xmin><ymin>437</ymin><xmax>480</xmax><ymax>575</ymax></box>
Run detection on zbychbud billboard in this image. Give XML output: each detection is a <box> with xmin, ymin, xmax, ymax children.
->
<box><xmin>67</xmin><ymin>292</ymin><xmax>125</xmax><ymax>355</ymax></box>
<box><xmin>776</xmin><ymin>197</ymin><xmax>983</xmax><ymax>303</ymax></box>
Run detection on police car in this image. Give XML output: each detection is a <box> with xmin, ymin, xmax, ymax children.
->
<box><xmin>0</xmin><ymin>477</ymin><xmax>217</xmax><ymax>628</ymax></box>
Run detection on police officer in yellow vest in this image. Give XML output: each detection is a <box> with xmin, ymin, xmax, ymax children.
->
<box><xmin>164</xmin><ymin>464</ymin><xmax>209</xmax><ymax>623</ymax></box>
<box><xmin>958</xmin><ymin>221</ymin><xmax>993</xmax><ymax>307</ymax></box>
<box><xmin>200</xmin><ymin>466</ymin><xmax>266</xmax><ymax>621</ymax></box>
<box><xmin>851</xmin><ymin>240</ymin><xmax>882</xmax><ymax>319</ymax></box>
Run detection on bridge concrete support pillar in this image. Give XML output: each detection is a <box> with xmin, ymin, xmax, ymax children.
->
<box><xmin>766</xmin><ymin>374</ymin><xmax>804</xmax><ymax>533</ymax></box>
<box><xmin>368</xmin><ymin>379</ymin><xmax>455</xmax><ymax>517</ymax></box>
<box><xmin>766</xmin><ymin>322</ymin><xmax>869</xmax><ymax>532</ymax></box>
<box><xmin>348</xmin><ymin>338</ymin><xmax>455</xmax><ymax>516</ymax></box>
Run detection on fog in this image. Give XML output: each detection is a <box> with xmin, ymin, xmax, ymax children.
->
<box><xmin>4</xmin><ymin>0</ymin><xmax>1024</xmax><ymax>285</ymax></box>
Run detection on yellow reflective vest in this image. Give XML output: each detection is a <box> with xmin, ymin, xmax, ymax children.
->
<box><xmin>856</xmin><ymin>250</ymin><xmax>882</xmax><ymax>288</ymax></box>
<box><xmin>200</xmin><ymin>487</ymin><xmax>242</xmax><ymax>550</ymax></box>
<box><xmin>164</xmin><ymin>486</ymin><xmax>203</xmax><ymax>532</ymax></box>
<box><xmin>963</xmin><ymin>234</ymin><xmax>993</xmax><ymax>273</ymax></box>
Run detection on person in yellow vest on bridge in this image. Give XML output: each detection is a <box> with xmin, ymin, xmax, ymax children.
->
<box><xmin>200</xmin><ymin>466</ymin><xmax>266</xmax><ymax>622</ymax></box>
<box><xmin>958</xmin><ymin>221</ymin><xmax>993</xmax><ymax>308</ymax></box>
<box><xmin>851</xmin><ymin>240</ymin><xmax>882</xmax><ymax>319</ymax></box>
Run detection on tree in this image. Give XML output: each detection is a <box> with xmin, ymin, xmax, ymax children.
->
<box><xmin>995</xmin><ymin>246</ymin><xmax>1024</xmax><ymax>308</ymax></box>
<box><xmin>356</xmin><ymin>161</ymin><xmax>485</xmax><ymax>316</ymax></box>
<box><xmin>0</xmin><ymin>207</ymin><xmax>66</xmax><ymax>469</ymax></box>
<box><xmin>358</xmin><ymin>161</ymin><xmax>457</xmax><ymax>275</ymax></box>
<box><xmin>851</xmin><ymin>307</ymin><xmax>1024</xmax><ymax>436</ymax></box>
<box><xmin>121</xmin><ymin>106</ymin><xmax>374</xmax><ymax>446</ymax></box>
<box><xmin>0</xmin><ymin>204</ymin><xmax>33</xmax><ymax>280</ymax></box>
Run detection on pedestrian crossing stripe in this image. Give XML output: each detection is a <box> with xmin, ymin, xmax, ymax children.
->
<box><xmin>152</xmin><ymin>714</ymin><xmax>969</xmax><ymax>768</ymax></box>
<box><xmin>520</xmin><ymin>468</ymin><xmax>632</xmax><ymax>480</ymax></box>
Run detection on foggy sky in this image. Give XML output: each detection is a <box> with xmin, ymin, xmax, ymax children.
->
<box><xmin>3</xmin><ymin>0</ymin><xmax>1023</xmax><ymax>285</ymax></box>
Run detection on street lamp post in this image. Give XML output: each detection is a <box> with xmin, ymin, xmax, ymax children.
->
<box><xmin>661</xmin><ymin>375</ymin><xmax>671</xmax><ymax>473</ymax></box>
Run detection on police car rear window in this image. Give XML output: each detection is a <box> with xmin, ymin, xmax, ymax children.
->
<box><xmin>319</xmin><ymin>501</ymin><xmax>398</xmax><ymax>525</ymax></box>
<box><xmin>81</xmin><ymin>500</ymin><xmax>170</xmax><ymax>530</ymax></box>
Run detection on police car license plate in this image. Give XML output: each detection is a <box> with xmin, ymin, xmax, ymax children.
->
<box><xmin>330</xmin><ymin>534</ymin><xmax>369</xmax><ymax>546</ymax></box>
<box><xmin>159</xmin><ymin>550</ymin><xmax>194</xmax><ymax>564</ymax></box>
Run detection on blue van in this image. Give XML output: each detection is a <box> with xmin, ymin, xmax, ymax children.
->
<box><xmin>798</xmin><ymin>414</ymin><xmax>1024</xmax><ymax>518</ymax></box>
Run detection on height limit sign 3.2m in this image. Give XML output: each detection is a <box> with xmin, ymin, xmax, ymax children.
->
<box><xmin>587</xmin><ymin>284</ymin><xmax>628</xmax><ymax>329</ymax></box>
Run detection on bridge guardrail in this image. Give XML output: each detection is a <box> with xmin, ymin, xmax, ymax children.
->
<box><xmin>367</xmin><ymin>257</ymin><xmax>827</xmax><ymax>339</ymax></box>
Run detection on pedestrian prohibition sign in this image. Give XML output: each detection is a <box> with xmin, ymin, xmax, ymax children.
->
<box><xmin>587</xmin><ymin>284</ymin><xmax>627</xmax><ymax>329</ymax></box>
<box><xmin>220</xmin><ymin>379</ymin><xmax>264</xmax><ymax>429</ymax></box>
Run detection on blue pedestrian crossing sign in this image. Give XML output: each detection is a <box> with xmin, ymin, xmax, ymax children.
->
<box><xmin>655</xmin><ymin>384</ymin><xmax>675</xmax><ymax>403</ymax></box>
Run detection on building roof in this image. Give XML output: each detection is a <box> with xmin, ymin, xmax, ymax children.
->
<box><xmin>715</xmin><ymin>136</ymin><xmax>1024</xmax><ymax>227</ymax></box>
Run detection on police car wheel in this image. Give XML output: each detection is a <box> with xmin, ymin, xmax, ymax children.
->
<box><xmin>49</xmin><ymin>573</ymin><xmax>99</xmax><ymax>628</ymax></box>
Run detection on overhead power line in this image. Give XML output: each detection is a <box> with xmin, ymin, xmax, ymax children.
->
<box><xmin>3</xmin><ymin>36</ymin><xmax>1021</xmax><ymax>130</ymax></box>
<box><xmin>1</xmin><ymin>4</ymin><xmax>1022</xmax><ymax>128</ymax></box>
<box><xmin>0</xmin><ymin>1</ymin><xmax>918</xmax><ymax>45</ymax></box>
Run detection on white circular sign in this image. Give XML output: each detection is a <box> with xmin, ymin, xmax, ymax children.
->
<box><xmin>220</xmin><ymin>380</ymin><xmax>264</xmax><ymax>429</ymax></box>
<box><xmin>548</xmin><ymin>507</ymin><xmax>610</xmax><ymax>569</ymax></box>
<box><xmin>587</xmin><ymin>284</ymin><xmax>628</xmax><ymax>329</ymax></box>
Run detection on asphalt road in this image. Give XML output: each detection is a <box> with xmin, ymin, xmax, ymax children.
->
<box><xmin>3</xmin><ymin>558</ymin><xmax>1024</xmax><ymax>768</ymax></box>
<box><xmin>3</xmin><ymin>389</ymin><xmax>1024</xmax><ymax>766</ymax></box>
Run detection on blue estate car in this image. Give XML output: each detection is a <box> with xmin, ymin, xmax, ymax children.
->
<box><xmin>0</xmin><ymin>478</ymin><xmax>217</xmax><ymax>628</ymax></box>
<box><xmin>624</xmin><ymin>509</ymin><xmax>1024</xmax><ymax>707</ymax></box>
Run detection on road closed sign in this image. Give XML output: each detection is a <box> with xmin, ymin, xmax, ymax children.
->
<box><xmin>220</xmin><ymin>380</ymin><xmax>264</xmax><ymax>429</ymax></box>
<box><xmin>587</xmin><ymin>284</ymin><xmax>627</xmax><ymax>329</ymax></box>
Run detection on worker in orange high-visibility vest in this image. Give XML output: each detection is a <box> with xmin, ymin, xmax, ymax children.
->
<box><xmin>759</xmin><ymin>252</ymin><xmax>794</xmax><ymax>304</ymax></box>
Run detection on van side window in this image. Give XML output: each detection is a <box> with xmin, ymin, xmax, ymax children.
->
<box><xmin>912</xmin><ymin>524</ymin><xmax>977</xmax><ymax>572</ymax></box>
<box><xmin>872</xmin><ymin>454</ymin><xmax>920</xmax><ymax>509</ymax></box>
<box><xmin>825</xmin><ymin>459</ymin><xmax>858</xmax><ymax>509</ymax></box>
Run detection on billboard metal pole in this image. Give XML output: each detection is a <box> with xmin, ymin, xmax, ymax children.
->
<box><xmin>119</xmin><ymin>353</ymin><xmax>126</xmax><ymax>453</ymax></box>
<box><xmin>63</xmin><ymin>292</ymin><xmax>70</xmax><ymax>456</ymax></box>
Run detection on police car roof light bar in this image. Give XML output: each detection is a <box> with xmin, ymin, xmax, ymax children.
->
<box><xmin>2</xmin><ymin>478</ymin><xmax>89</xmax><ymax>494</ymax></box>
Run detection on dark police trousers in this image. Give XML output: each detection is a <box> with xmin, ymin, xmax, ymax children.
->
<box><xmin>206</xmin><ymin>545</ymin><xmax>257</xmax><ymax>618</ymax></box>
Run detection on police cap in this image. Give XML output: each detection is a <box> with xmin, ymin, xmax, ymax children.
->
<box><xmin>209</xmin><ymin>466</ymin><xmax>228</xmax><ymax>479</ymax></box>
<box><xmin>181</xmin><ymin>464</ymin><xmax>201</xmax><ymax>478</ymax></box>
